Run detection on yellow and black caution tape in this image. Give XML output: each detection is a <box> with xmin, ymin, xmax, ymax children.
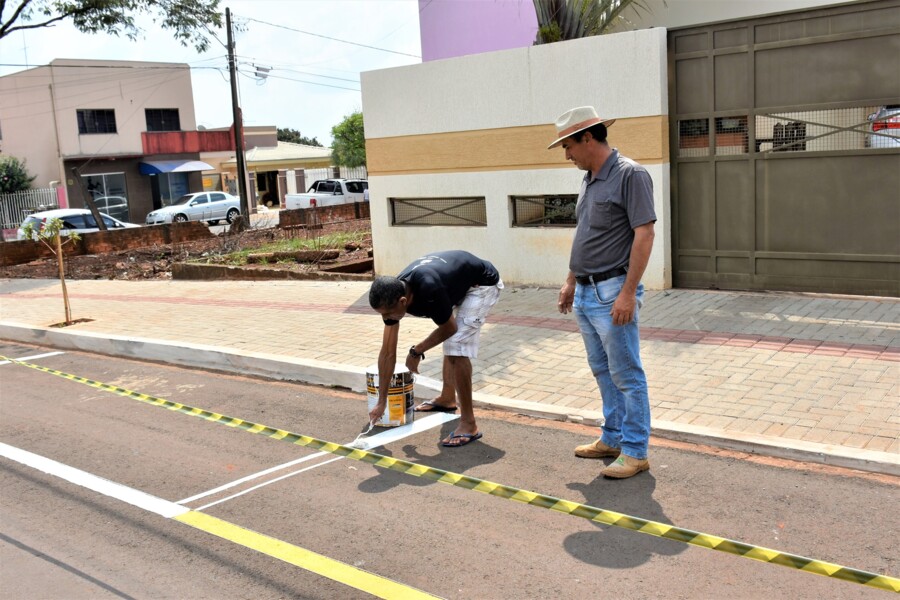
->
<box><xmin>5</xmin><ymin>356</ymin><xmax>899</xmax><ymax>594</ymax></box>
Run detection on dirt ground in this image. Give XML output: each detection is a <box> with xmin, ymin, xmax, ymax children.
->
<box><xmin>0</xmin><ymin>220</ymin><xmax>373</xmax><ymax>281</ymax></box>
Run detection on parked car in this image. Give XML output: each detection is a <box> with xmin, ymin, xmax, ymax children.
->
<box><xmin>92</xmin><ymin>196</ymin><xmax>130</xmax><ymax>222</ymax></box>
<box><xmin>17</xmin><ymin>208</ymin><xmax>139</xmax><ymax>240</ymax></box>
<box><xmin>865</xmin><ymin>105</ymin><xmax>900</xmax><ymax>148</ymax></box>
<box><xmin>284</xmin><ymin>179</ymin><xmax>368</xmax><ymax>210</ymax></box>
<box><xmin>145</xmin><ymin>192</ymin><xmax>241</xmax><ymax>225</ymax></box>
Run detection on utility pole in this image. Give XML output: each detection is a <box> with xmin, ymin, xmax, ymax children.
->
<box><xmin>226</xmin><ymin>8</ymin><xmax>251</xmax><ymax>220</ymax></box>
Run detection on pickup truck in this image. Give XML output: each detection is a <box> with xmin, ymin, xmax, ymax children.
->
<box><xmin>284</xmin><ymin>179</ymin><xmax>368</xmax><ymax>210</ymax></box>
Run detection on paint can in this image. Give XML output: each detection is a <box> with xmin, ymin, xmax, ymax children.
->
<box><xmin>366</xmin><ymin>363</ymin><xmax>415</xmax><ymax>427</ymax></box>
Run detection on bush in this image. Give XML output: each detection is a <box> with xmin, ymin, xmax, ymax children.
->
<box><xmin>0</xmin><ymin>156</ymin><xmax>36</xmax><ymax>194</ymax></box>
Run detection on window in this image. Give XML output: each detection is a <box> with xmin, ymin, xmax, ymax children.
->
<box><xmin>715</xmin><ymin>116</ymin><xmax>749</xmax><ymax>155</ymax></box>
<box><xmin>145</xmin><ymin>109</ymin><xmax>181</xmax><ymax>132</ymax></box>
<box><xmin>511</xmin><ymin>195</ymin><xmax>578</xmax><ymax>227</ymax></box>
<box><xmin>345</xmin><ymin>181</ymin><xmax>367</xmax><ymax>194</ymax></box>
<box><xmin>678</xmin><ymin>118</ymin><xmax>710</xmax><ymax>157</ymax></box>
<box><xmin>209</xmin><ymin>193</ymin><xmax>227</xmax><ymax>202</ymax></box>
<box><xmin>61</xmin><ymin>215</ymin><xmax>88</xmax><ymax>229</ymax></box>
<box><xmin>390</xmin><ymin>197</ymin><xmax>487</xmax><ymax>226</ymax></box>
<box><xmin>82</xmin><ymin>173</ymin><xmax>128</xmax><ymax>220</ymax></box>
<box><xmin>77</xmin><ymin>109</ymin><xmax>117</xmax><ymax>134</ymax></box>
<box><xmin>314</xmin><ymin>181</ymin><xmax>337</xmax><ymax>194</ymax></box>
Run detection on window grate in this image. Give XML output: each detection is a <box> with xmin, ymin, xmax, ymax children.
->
<box><xmin>511</xmin><ymin>194</ymin><xmax>578</xmax><ymax>227</ymax></box>
<box><xmin>678</xmin><ymin>118</ymin><xmax>710</xmax><ymax>157</ymax></box>
<box><xmin>77</xmin><ymin>109</ymin><xmax>117</xmax><ymax>134</ymax></box>
<box><xmin>755</xmin><ymin>105</ymin><xmax>898</xmax><ymax>153</ymax></box>
<box><xmin>391</xmin><ymin>197</ymin><xmax>487</xmax><ymax>226</ymax></box>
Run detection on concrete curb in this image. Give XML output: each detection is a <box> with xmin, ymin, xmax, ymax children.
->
<box><xmin>172</xmin><ymin>263</ymin><xmax>373</xmax><ymax>282</ymax></box>
<box><xmin>1</xmin><ymin>321</ymin><xmax>897</xmax><ymax>477</ymax></box>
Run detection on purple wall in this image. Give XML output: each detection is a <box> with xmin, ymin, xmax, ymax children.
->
<box><xmin>419</xmin><ymin>0</ymin><xmax>538</xmax><ymax>62</ymax></box>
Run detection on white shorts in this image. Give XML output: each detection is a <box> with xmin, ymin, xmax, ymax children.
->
<box><xmin>443</xmin><ymin>280</ymin><xmax>503</xmax><ymax>358</ymax></box>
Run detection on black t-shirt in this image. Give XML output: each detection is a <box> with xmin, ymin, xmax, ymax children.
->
<box><xmin>397</xmin><ymin>251</ymin><xmax>499</xmax><ymax>325</ymax></box>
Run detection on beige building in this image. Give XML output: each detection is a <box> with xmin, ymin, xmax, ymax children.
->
<box><xmin>216</xmin><ymin>139</ymin><xmax>333</xmax><ymax>206</ymax></box>
<box><xmin>0</xmin><ymin>59</ymin><xmax>210</xmax><ymax>222</ymax></box>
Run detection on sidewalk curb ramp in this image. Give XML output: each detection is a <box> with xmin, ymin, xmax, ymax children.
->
<box><xmin>2</xmin><ymin>322</ymin><xmax>897</xmax><ymax>477</ymax></box>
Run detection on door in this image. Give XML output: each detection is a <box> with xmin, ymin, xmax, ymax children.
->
<box><xmin>669</xmin><ymin>0</ymin><xmax>900</xmax><ymax>296</ymax></box>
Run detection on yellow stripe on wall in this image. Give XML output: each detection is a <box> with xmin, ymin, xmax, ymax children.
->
<box><xmin>366</xmin><ymin>116</ymin><xmax>669</xmax><ymax>176</ymax></box>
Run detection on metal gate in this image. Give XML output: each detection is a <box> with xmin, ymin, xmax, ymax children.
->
<box><xmin>669</xmin><ymin>0</ymin><xmax>900</xmax><ymax>296</ymax></box>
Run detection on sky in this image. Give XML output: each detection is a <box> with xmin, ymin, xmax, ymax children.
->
<box><xmin>0</xmin><ymin>0</ymin><xmax>423</xmax><ymax>146</ymax></box>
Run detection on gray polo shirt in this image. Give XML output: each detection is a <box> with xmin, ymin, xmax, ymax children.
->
<box><xmin>569</xmin><ymin>149</ymin><xmax>656</xmax><ymax>275</ymax></box>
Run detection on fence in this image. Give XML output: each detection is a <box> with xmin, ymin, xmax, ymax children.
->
<box><xmin>0</xmin><ymin>188</ymin><xmax>60</xmax><ymax>233</ymax></box>
<box><xmin>302</xmin><ymin>166</ymin><xmax>368</xmax><ymax>184</ymax></box>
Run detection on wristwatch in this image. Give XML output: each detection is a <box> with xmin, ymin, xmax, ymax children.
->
<box><xmin>409</xmin><ymin>346</ymin><xmax>425</xmax><ymax>359</ymax></box>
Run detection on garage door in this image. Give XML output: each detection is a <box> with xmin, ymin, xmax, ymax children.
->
<box><xmin>669</xmin><ymin>0</ymin><xmax>900</xmax><ymax>296</ymax></box>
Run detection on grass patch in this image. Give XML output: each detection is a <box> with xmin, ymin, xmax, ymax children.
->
<box><xmin>206</xmin><ymin>231</ymin><xmax>367</xmax><ymax>266</ymax></box>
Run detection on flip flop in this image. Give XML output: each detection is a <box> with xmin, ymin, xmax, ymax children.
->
<box><xmin>442</xmin><ymin>432</ymin><xmax>483</xmax><ymax>447</ymax></box>
<box><xmin>414</xmin><ymin>400</ymin><xmax>458</xmax><ymax>413</ymax></box>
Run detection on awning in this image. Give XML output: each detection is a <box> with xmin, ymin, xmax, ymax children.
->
<box><xmin>139</xmin><ymin>160</ymin><xmax>214</xmax><ymax>175</ymax></box>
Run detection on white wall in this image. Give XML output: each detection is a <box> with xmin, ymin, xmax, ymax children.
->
<box><xmin>363</xmin><ymin>29</ymin><xmax>667</xmax><ymax>138</ymax></box>
<box><xmin>362</xmin><ymin>28</ymin><xmax>671</xmax><ymax>288</ymax></box>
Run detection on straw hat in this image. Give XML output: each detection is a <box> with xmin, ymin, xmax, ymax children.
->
<box><xmin>547</xmin><ymin>106</ymin><xmax>616</xmax><ymax>149</ymax></box>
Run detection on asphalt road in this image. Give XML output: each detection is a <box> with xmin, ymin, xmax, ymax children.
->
<box><xmin>1</xmin><ymin>341</ymin><xmax>897</xmax><ymax>599</ymax></box>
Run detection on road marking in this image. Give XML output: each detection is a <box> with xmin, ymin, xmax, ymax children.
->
<box><xmin>0</xmin><ymin>442</ymin><xmax>440</xmax><ymax>600</ymax></box>
<box><xmin>183</xmin><ymin>412</ymin><xmax>458</xmax><ymax>508</ymax></box>
<box><xmin>6</xmin><ymin>355</ymin><xmax>899</xmax><ymax>593</ymax></box>
<box><xmin>0</xmin><ymin>442</ymin><xmax>187</xmax><ymax>518</ymax></box>
<box><xmin>0</xmin><ymin>351</ymin><xmax>64</xmax><ymax>366</ymax></box>
<box><xmin>174</xmin><ymin>511</ymin><xmax>440</xmax><ymax>599</ymax></box>
<box><xmin>194</xmin><ymin>456</ymin><xmax>345</xmax><ymax>511</ymax></box>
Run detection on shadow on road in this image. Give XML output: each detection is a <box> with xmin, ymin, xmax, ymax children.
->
<box><xmin>356</xmin><ymin>422</ymin><xmax>506</xmax><ymax>494</ymax></box>
<box><xmin>563</xmin><ymin>472</ymin><xmax>686</xmax><ymax>568</ymax></box>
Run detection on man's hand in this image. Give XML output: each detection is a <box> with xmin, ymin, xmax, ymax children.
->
<box><xmin>405</xmin><ymin>353</ymin><xmax>421</xmax><ymax>374</ymax></box>
<box><xmin>368</xmin><ymin>400</ymin><xmax>386</xmax><ymax>424</ymax></box>
<box><xmin>558</xmin><ymin>282</ymin><xmax>575</xmax><ymax>314</ymax></box>
<box><xmin>611</xmin><ymin>292</ymin><xmax>637</xmax><ymax>325</ymax></box>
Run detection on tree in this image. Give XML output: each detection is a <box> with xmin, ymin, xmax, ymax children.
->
<box><xmin>533</xmin><ymin>0</ymin><xmax>651</xmax><ymax>44</ymax></box>
<box><xmin>330</xmin><ymin>111</ymin><xmax>366</xmax><ymax>168</ymax></box>
<box><xmin>1</xmin><ymin>0</ymin><xmax>223</xmax><ymax>52</ymax></box>
<box><xmin>277</xmin><ymin>128</ymin><xmax>322</xmax><ymax>147</ymax></box>
<box><xmin>0</xmin><ymin>156</ymin><xmax>36</xmax><ymax>194</ymax></box>
<box><xmin>20</xmin><ymin>218</ymin><xmax>79</xmax><ymax>325</ymax></box>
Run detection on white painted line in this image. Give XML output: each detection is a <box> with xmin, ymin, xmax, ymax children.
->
<box><xmin>0</xmin><ymin>442</ymin><xmax>188</xmax><ymax>519</ymax></box>
<box><xmin>362</xmin><ymin>411</ymin><xmax>459</xmax><ymax>447</ymax></box>
<box><xmin>177</xmin><ymin>451</ymin><xmax>330</xmax><ymax>504</ymax></box>
<box><xmin>0</xmin><ymin>351</ymin><xmax>65</xmax><ymax>366</ymax></box>
<box><xmin>179</xmin><ymin>412</ymin><xmax>459</xmax><ymax>507</ymax></box>
<box><xmin>195</xmin><ymin>456</ymin><xmax>346</xmax><ymax>511</ymax></box>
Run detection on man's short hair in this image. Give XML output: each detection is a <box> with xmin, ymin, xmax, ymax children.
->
<box><xmin>574</xmin><ymin>123</ymin><xmax>608</xmax><ymax>144</ymax></box>
<box><xmin>369</xmin><ymin>276</ymin><xmax>406</xmax><ymax>309</ymax></box>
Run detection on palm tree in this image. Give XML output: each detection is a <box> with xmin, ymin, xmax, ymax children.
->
<box><xmin>533</xmin><ymin>0</ymin><xmax>653</xmax><ymax>44</ymax></box>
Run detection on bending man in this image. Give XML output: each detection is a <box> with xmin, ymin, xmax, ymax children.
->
<box><xmin>368</xmin><ymin>250</ymin><xmax>502</xmax><ymax>447</ymax></box>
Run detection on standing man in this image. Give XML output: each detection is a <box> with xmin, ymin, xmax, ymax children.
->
<box><xmin>550</xmin><ymin>106</ymin><xmax>656</xmax><ymax>479</ymax></box>
<box><xmin>368</xmin><ymin>251</ymin><xmax>503</xmax><ymax>447</ymax></box>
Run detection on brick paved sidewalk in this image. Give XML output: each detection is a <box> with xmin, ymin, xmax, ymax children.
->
<box><xmin>1</xmin><ymin>279</ymin><xmax>897</xmax><ymax>471</ymax></box>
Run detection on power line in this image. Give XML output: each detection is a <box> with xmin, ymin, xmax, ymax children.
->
<box><xmin>243</xmin><ymin>17</ymin><xmax>420</xmax><ymax>59</ymax></box>
<box><xmin>236</xmin><ymin>68</ymin><xmax>359</xmax><ymax>92</ymax></box>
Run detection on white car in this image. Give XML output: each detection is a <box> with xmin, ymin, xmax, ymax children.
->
<box><xmin>17</xmin><ymin>208</ymin><xmax>139</xmax><ymax>241</ymax></box>
<box><xmin>145</xmin><ymin>191</ymin><xmax>242</xmax><ymax>225</ymax></box>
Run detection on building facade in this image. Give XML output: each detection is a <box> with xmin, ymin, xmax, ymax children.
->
<box><xmin>0</xmin><ymin>59</ymin><xmax>216</xmax><ymax>223</ymax></box>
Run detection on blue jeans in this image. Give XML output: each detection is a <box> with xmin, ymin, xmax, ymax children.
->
<box><xmin>574</xmin><ymin>275</ymin><xmax>650</xmax><ymax>459</ymax></box>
